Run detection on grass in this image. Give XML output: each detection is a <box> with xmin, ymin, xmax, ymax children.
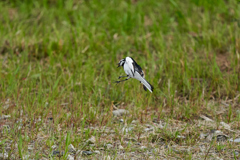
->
<box><xmin>0</xmin><ymin>0</ymin><xmax>240</xmax><ymax>159</ymax></box>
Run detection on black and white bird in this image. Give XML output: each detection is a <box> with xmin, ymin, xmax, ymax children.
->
<box><xmin>116</xmin><ymin>57</ymin><xmax>154</xmax><ymax>93</ymax></box>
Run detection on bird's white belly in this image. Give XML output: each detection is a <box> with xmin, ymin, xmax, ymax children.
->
<box><xmin>123</xmin><ymin>64</ymin><xmax>134</xmax><ymax>77</ymax></box>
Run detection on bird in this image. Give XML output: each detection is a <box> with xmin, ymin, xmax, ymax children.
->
<box><xmin>115</xmin><ymin>57</ymin><xmax>154</xmax><ymax>93</ymax></box>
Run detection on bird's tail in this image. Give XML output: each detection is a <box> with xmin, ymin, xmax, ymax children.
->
<box><xmin>139</xmin><ymin>76</ymin><xmax>154</xmax><ymax>93</ymax></box>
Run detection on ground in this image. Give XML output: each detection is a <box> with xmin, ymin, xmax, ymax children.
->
<box><xmin>0</xmin><ymin>0</ymin><xmax>240</xmax><ymax>159</ymax></box>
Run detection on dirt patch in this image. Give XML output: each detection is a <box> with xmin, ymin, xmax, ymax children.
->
<box><xmin>215</xmin><ymin>53</ymin><xmax>231</xmax><ymax>72</ymax></box>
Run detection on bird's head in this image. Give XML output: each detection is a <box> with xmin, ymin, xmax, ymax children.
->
<box><xmin>117</xmin><ymin>58</ymin><xmax>125</xmax><ymax>67</ymax></box>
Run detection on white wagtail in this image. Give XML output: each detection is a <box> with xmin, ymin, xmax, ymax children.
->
<box><xmin>115</xmin><ymin>57</ymin><xmax>154</xmax><ymax>93</ymax></box>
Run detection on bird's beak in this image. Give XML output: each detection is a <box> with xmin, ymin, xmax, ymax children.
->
<box><xmin>117</xmin><ymin>63</ymin><xmax>120</xmax><ymax>68</ymax></box>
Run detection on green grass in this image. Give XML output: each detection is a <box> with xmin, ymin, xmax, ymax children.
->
<box><xmin>0</xmin><ymin>0</ymin><xmax>240</xmax><ymax>159</ymax></box>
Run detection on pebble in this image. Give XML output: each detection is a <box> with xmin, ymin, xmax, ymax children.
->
<box><xmin>220</xmin><ymin>122</ymin><xmax>231</xmax><ymax>129</ymax></box>
<box><xmin>51</xmin><ymin>145</ymin><xmax>57</xmax><ymax>149</ymax></box>
<box><xmin>67</xmin><ymin>154</ymin><xmax>74</xmax><ymax>160</ymax></box>
<box><xmin>119</xmin><ymin>145</ymin><xmax>124</xmax><ymax>149</ymax></box>
<box><xmin>199</xmin><ymin>133</ymin><xmax>208</xmax><ymax>139</ymax></box>
<box><xmin>82</xmin><ymin>150</ymin><xmax>93</xmax><ymax>155</ymax></box>
<box><xmin>28</xmin><ymin>145</ymin><xmax>34</xmax><ymax>150</ymax></box>
<box><xmin>234</xmin><ymin>151</ymin><xmax>239</xmax><ymax>156</ymax></box>
<box><xmin>229</xmin><ymin>138</ymin><xmax>240</xmax><ymax>143</ymax></box>
<box><xmin>68</xmin><ymin>144</ymin><xmax>76</xmax><ymax>153</ymax></box>
<box><xmin>52</xmin><ymin>150</ymin><xmax>64</xmax><ymax>156</ymax></box>
<box><xmin>23</xmin><ymin>155</ymin><xmax>30</xmax><ymax>159</ymax></box>
<box><xmin>177</xmin><ymin>135</ymin><xmax>185</xmax><ymax>139</ymax></box>
<box><xmin>94</xmin><ymin>150</ymin><xmax>100</xmax><ymax>154</ymax></box>
<box><xmin>144</xmin><ymin>128</ymin><xmax>153</xmax><ymax>132</ymax></box>
<box><xmin>112</xmin><ymin>109</ymin><xmax>129</xmax><ymax>116</ymax></box>
<box><xmin>87</xmin><ymin>136</ymin><xmax>96</xmax><ymax>144</ymax></box>
<box><xmin>106</xmin><ymin>144</ymin><xmax>113</xmax><ymax>149</ymax></box>
<box><xmin>131</xmin><ymin>120</ymin><xmax>138</xmax><ymax>124</ymax></box>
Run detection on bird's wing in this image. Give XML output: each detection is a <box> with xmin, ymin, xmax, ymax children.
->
<box><xmin>132</xmin><ymin>62</ymin><xmax>144</xmax><ymax>77</ymax></box>
<box><xmin>134</xmin><ymin>72</ymin><xmax>154</xmax><ymax>93</ymax></box>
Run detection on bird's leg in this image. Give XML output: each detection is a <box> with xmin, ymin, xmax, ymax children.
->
<box><xmin>118</xmin><ymin>75</ymin><xmax>128</xmax><ymax>79</ymax></box>
<box><xmin>115</xmin><ymin>77</ymin><xmax>130</xmax><ymax>83</ymax></box>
